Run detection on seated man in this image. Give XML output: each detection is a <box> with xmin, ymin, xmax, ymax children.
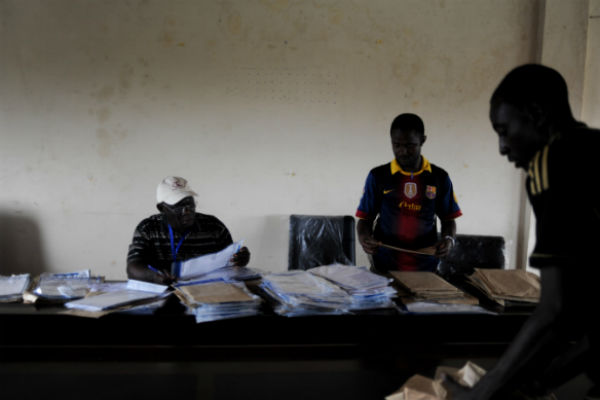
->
<box><xmin>356</xmin><ymin>113</ymin><xmax>462</xmax><ymax>272</ymax></box>
<box><xmin>127</xmin><ymin>176</ymin><xmax>250</xmax><ymax>284</ymax></box>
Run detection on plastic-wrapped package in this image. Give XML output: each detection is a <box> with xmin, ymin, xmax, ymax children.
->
<box><xmin>259</xmin><ymin>270</ymin><xmax>352</xmax><ymax>316</ymax></box>
<box><xmin>33</xmin><ymin>270</ymin><xmax>104</xmax><ymax>300</ymax></box>
<box><xmin>288</xmin><ymin>215</ymin><xmax>355</xmax><ymax>270</ymax></box>
<box><xmin>174</xmin><ymin>280</ymin><xmax>262</xmax><ymax>323</ymax></box>
<box><xmin>308</xmin><ymin>264</ymin><xmax>397</xmax><ymax>310</ymax></box>
<box><xmin>0</xmin><ymin>274</ymin><xmax>31</xmax><ymax>302</ymax></box>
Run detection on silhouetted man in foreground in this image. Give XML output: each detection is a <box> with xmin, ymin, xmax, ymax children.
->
<box><xmin>450</xmin><ymin>65</ymin><xmax>600</xmax><ymax>399</ymax></box>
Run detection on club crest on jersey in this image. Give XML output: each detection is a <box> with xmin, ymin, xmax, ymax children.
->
<box><xmin>426</xmin><ymin>185</ymin><xmax>437</xmax><ymax>199</ymax></box>
<box><xmin>404</xmin><ymin>182</ymin><xmax>417</xmax><ymax>199</ymax></box>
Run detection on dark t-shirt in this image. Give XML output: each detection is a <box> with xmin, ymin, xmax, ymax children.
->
<box><xmin>127</xmin><ymin>213</ymin><xmax>234</xmax><ymax>273</ymax></box>
<box><xmin>527</xmin><ymin>126</ymin><xmax>600</xmax><ymax>382</ymax></box>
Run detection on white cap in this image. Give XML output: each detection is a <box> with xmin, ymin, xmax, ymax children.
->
<box><xmin>156</xmin><ymin>176</ymin><xmax>197</xmax><ymax>205</ymax></box>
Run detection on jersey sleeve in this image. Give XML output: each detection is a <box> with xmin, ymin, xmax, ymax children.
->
<box><xmin>436</xmin><ymin>174</ymin><xmax>462</xmax><ymax>220</ymax></box>
<box><xmin>356</xmin><ymin>171</ymin><xmax>381</xmax><ymax>221</ymax></box>
<box><xmin>528</xmin><ymin>140</ymin><xmax>598</xmax><ymax>268</ymax></box>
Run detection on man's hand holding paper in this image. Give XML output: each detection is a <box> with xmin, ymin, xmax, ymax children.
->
<box><xmin>174</xmin><ymin>241</ymin><xmax>247</xmax><ymax>280</ymax></box>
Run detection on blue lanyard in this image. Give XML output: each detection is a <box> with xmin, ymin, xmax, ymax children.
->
<box><xmin>168</xmin><ymin>224</ymin><xmax>189</xmax><ymax>263</ymax></box>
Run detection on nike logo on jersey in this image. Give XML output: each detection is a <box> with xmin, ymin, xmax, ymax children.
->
<box><xmin>383</xmin><ymin>189</ymin><xmax>394</xmax><ymax>195</ymax></box>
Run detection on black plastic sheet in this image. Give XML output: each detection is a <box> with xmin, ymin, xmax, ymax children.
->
<box><xmin>288</xmin><ymin>215</ymin><xmax>355</xmax><ymax>270</ymax></box>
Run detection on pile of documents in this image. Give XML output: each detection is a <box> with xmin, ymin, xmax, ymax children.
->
<box><xmin>64</xmin><ymin>279</ymin><xmax>169</xmax><ymax>314</ymax></box>
<box><xmin>172</xmin><ymin>241</ymin><xmax>244</xmax><ymax>280</ymax></box>
<box><xmin>391</xmin><ymin>271</ymin><xmax>485</xmax><ymax>314</ymax></box>
<box><xmin>182</xmin><ymin>265</ymin><xmax>262</xmax><ymax>283</ymax></box>
<box><xmin>28</xmin><ymin>270</ymin><xmax>104</xmax><ymax>303</ymax></box>
<box><xmin>174</xmin><ymin>280</ymin><xmax>262</xmax><ymax>323</ymax></box>
<box><xmin>259</xmin><ymin>270</ymin><xmax>352</xmax><ymax>316</ymax></box>
<box><xmin>465</xmin><ymin>268</ymin><xmax>540</xmax><ymax>307</ymax></box>
<box><xmin>308</xmin><ymin>264</ymin><xmax>397</xmax><ymax>310</ymax></box>
<box><xmin>0</xmin><ymin>274</ymin><xmax>31</xmax><ymax>302</ymax></box>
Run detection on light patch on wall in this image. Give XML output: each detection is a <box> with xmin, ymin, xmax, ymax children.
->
<box><xmin>225</xmin><ymin>67</ymin><xmax>338</xmax><ymax>105</ymax></box>
<box><xmin>259</xmin><ymin>0</ymin><xmax>291</xmax><ymax>13</ymax></box>
<box><xmin>91</xmin><ymin>85</ymin><xmax>115</xmax><ymax>102</ymax></box>
<box><xmin>119</xmin><ymin>64</ymin><xmax>134</xmax><ymax>92</ymax></box>
<box><xmin>96</xmin><ymin>107</ymin><xmax>110</xmax><ymax>124</ymax></box>
<box><xmin>95</xmin><ymin>126</ymin><xmax>127</xmax><ymax>158</ymax></box>
<box><xmin>227</xmin><ymin>12</ymin><xmax>242</xmax><ymax>36</ymax></box>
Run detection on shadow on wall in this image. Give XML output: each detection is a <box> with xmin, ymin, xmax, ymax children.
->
<box><xmin>0</xmin><ymin>212</ymin><xmax>47</xmax><ymax>276</ymax></box>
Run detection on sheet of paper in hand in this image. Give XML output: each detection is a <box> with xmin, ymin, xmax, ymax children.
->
<box><xmin>173</xmin><ymin>241</ymin><xmax>244</xmax><ymax>280</ymax></box>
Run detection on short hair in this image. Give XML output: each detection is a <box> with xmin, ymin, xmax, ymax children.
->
<box><xmin>490</xmin><ymin>64</ymin><xmax>578</xmax><ymax>129</ymax></box>
<box><xmin>390</xmin><ymin>113</ymin><xmax>425</xmax><ymax>137</ymax></box>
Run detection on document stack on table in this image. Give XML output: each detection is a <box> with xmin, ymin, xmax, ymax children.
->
<box><xmin>259</xmin><ymin>270</ymin><xmax>352</xmax><ymax>316</ymax></box>
<box><xmin>0</xmin><ymin>274</ymin><xmax>31</xmax><ymax>303</ymax></box>
<box><xmin>308</xmin><ymin>264</ymin><xmax>397</xmax><ymax>310</ymax></box>
<box><xmin>174</xmin><ymin>280</ymin><xmax>262</xmax><ymax>323</ymax></box>
<box><xmin>390</xmin><ymin>271</ymin><xmax>488</xmax><ymax>314</ymax></box>
<box><xmin>464</xmin><ymin>268</ymin><xmax>540</xmax><ymax>308</ymax></box>
<box><xmin>26</xmin><ymin>270</ymin><xmax>105</xmax><ymax>304</ymax></box>
<box><xmin>172</xmin><ymin>241</ymin><xmax>244</xmax><ymax>280</ymax></box>
<box><xmin>181</xmin><ymin>265</ymin><xmax>263</xmax><ymax>283</ymax></box>
<box><xmin>64</xmin><ymin>279</ymin><xmax>169</xmax><ymax>315</ymax></box>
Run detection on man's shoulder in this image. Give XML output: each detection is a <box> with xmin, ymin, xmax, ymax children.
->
<box><xmin>369</xmin><ymin>162</ymin><xmax>392</xmax><ymax>176</ymax></box>
<box><xmin>547</xmin><ymin>126</ymin><xmax>600</xmax><ymax>165</ymax></box>
<box><xmin>194</xmin><ymin>212</ymin><xmax>223</xmax><ymax>224</ymax></box>
<box><xmin>427</xmin><ymin>162</ymin><xmax>450</xmax><ymax>179</ymax></box>
<box><xmin>136</xmin><ymin>214</ymin><xmax>163</xmax><ymax>229</ymax></box>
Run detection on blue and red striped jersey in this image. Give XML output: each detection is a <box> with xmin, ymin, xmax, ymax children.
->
<box><xmin>356</xmin><ymin>157</ymin><xmax>462</xmax><ymax>272</ymax></box>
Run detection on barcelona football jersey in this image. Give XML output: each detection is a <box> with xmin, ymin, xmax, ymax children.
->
<box><xmin>356</xmin><ymin>157</ymin><xmax>462</xmax><ymax>272</ymax></box>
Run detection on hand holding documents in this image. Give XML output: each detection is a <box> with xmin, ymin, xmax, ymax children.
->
<box><xmin>173</xmin><ymin>241</ymin><xmax>244</xmax><ymax>280</ymax></box>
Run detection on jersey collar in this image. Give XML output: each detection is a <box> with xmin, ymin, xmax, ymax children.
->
<box><xmin>391</xmin><ymin>156</ymin><xmax>432</xmax><ymax>176</ymax></box>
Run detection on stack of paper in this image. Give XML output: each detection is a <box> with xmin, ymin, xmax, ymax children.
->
<box><xmin>172</xmin><ymin>241</ymin><xmax>244</xmax><ymax>280</ymax></box>
<box><xmin>64</xmin><ymin>280</ymin><xmax>169</xmax><ymax>313</ymax></box>
<box><xmin>308</xmin><ymin>264</ymin><xmax>397</xmax><ymax>310</ymax></box>
<box><xmin>174</xmin><ymin>280</ymin><xmax>262</xmax><ymax>323</ymax></box>
<box><xmin>465</xmin><ymin>268</ymin><xmax>540</xmax><ymax>306</ymax></box>
<box><xmin>0</xmin><ymin>274</ymin><xmax>31</xmax><ymax>302</ymax></box>
<box><xmin>180</xmin><ymin>265</ymin><xmax>262</xmax><ymax>283</ymax></box>
<box><xmin>259</xmin><ymin>270</ymin><xmax>352</xmax><ymax>317</ymax></box>
<box><xmin>391</xmin><ymin>271</ymin><xmax>484</xmax><ymax>314</ymax></box>
<box><xmin>31</xmin><ymin>270</ymin><xmax>104</xmax><ymax>302</ymax></box>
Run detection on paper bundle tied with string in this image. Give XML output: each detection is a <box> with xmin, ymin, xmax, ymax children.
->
<box><xmin>386</xmin><ymin>361</ymin><xmax>486</xmax><ymax>400</ymax></box>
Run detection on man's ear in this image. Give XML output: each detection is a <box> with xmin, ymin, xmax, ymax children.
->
<box><xmin>421</xmin><ymin>135</ymin><xmax>427</xmax><ymax>145</ymax></box>
<box><xmin>526</xmin><ymin>103</ymin><xmax>548</xmax><ymax>129</ymax></box>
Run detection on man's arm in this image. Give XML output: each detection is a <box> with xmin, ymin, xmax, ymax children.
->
<box><xmin>357</xmin><ymin>218</ymin><xmax>379</xmax><ymax>254</ymax></box>
<box><xmin>435</xmin><ymin>219</ymin><xmax>456</xmax><ymax>257</ymax></box>
<box><xmin>451</xmin><ymin>266</ymin><xmax>567</xmax><ymax>399</ymax></box>
<box><xmin>126</xmin><ymin>261</ymin><xmax>174</xmax><ymax>284</ymax></box>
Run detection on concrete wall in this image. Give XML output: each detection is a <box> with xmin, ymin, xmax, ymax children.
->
<box><xmin>0</xmin><ymin>0</ymin><xmax>596</xmax><ymax>278</ymax></box>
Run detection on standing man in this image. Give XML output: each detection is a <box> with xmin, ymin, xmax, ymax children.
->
<box><xmin>127</xmin><ymin>176</ymin><xmax>250</xmax><ymax>284</ymax></box>
<box><xmin>356</xmin><ymin>113</ymin><xmax>462</xmax><ymax>272</ymax></box>
<box><xmin>450</xmin><ymin>65</ymin><xmax>600</xmax><ymax>399</ymax></box>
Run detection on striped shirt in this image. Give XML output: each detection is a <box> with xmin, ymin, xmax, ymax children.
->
<box><xmin>527</xmin><ymin>127</ymin><xmax>600</xmax><ymax>268</ymax></box>
<box><xmin>127</xmin><ymin>213</ymin><xmax>233</xmax><ymax>273</ymax></box>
